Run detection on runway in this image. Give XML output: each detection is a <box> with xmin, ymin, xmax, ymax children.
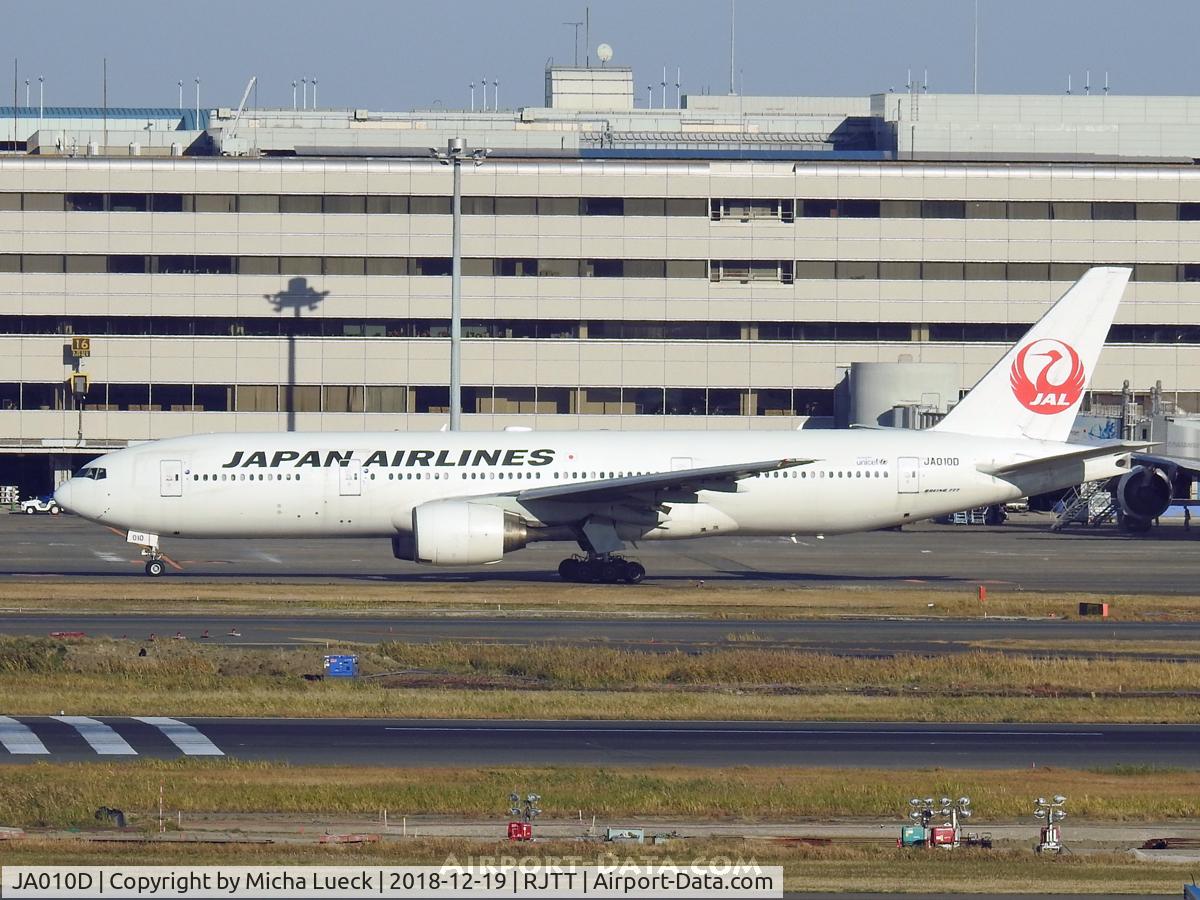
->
<box><xmin>1</xmin><ymin>717</ymin><xmax>1197</xmax><ymax>768</ymax></box>
<box><xmin>3</xmin><ymin>513</ymin><xmax>1200</xmax><ymax>593</ymax></box>
<box><xmin>2</xmin><ymin>611</ymin><xmax>1198</xmax><ymax>653</ymax></box>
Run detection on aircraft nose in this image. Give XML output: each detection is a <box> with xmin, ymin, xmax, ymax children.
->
<box><xmin>53</xmin><ymin>480</ymin><xmax>75</xmax><ymax>513</ymax></box>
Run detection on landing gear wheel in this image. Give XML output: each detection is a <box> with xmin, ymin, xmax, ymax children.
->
<box><xmin>622</xmin><ymin>561</ymin><xmax>646</xmax><ymax>584</ymax></box>
<box><xmin>599</xmin><ymin>560</ymin><xmax>624</xmax><ymax>584</ymax></box>
<box><xmin>558</xmin><ymin>558</ymin><xmax>583</xmax><ymax>582</ymax></box>
<box><xmin>144</xmin><ymin>559</ymin><xmax>165</xmax><ymax>577</ymax></box>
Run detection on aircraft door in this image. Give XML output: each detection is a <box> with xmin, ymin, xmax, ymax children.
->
<box><xmin>160</xmin><ymin>459</ymin><xmax>183</xmax><ymax>497</ymax></box>
<box><xmin>339</xmin><ymin>459</ymin><xmax>362</xmax><ymax>496</ymax></box>
<box><xmin>897</xmin><ymin>457</ymin><xmax>919</xmax><ymax>494</ymax></box>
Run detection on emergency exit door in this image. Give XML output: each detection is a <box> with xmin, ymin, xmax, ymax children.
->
<box><xmin>160</xmin><ymin>460</ymin><xmax>183</xmax><ymax>497</ymax></box>
<box><xmin>897</xmin><ymin>457</ymin><xmax>919</xmax><ymax>494</ymax></box>
<box><xmin>339</xmin><ymin>460</ymin><xmax>362</xmax><ymax>496</ymax></box>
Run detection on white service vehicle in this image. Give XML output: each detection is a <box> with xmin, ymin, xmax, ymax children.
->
<box><xmin>56</xmin><ymin>268</ymin><xmax>1142</xmax><ymax>582</ymax></box>
<box><xmin>20</xmin><ymin>495</ymin><xmax>61</xmax><ymax>516</ymax></box>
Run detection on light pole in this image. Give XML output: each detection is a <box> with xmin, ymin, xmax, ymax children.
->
<box><xmin>38</xmin><ymin>76</ymin><xmax>43</xmax><ymax>131</ymax></box>
<box><xmin>302</xmin><ymin>77</ymin><xmax>307</xmax><ymax>109</ymax></box>
<box><xmin>194</xmin><ymin>77</ymin><xmax>200</xmax><ymax>127</ymax></box>
<box><xmin>311</xmin><ymin>78</ymin><xmax>317</xmax><ymax>108</ymax></box>
<box><xmin>431</xmin><ymin>138</ymin><xmax>489</xmax><ymax>430</ymax></box>
<box><xmin>292</xmin><ymin>80</ymin><xmax>297</xmax><ymax>110</ymax></box>
<box><xmin>1033</xmin><ymin>795</ymin><xmax>1067</xmax><ymax>854</ymax></box>
<box><xmin>177</xmin><ymin>79</ymin><xmax>182</xmax><ymax>110</ymax></box>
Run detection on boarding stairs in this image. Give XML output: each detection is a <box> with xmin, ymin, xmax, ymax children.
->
<box><xmin>1051</xmin><ymin>480</ymin><xmax>1117</xmax><ymax>531</ymax></box>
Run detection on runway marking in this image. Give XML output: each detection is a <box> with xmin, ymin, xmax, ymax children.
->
<box><xmin>134</xmin><ymin>717</ymin><xmax>224</xmax><ymax>756</ymax></box>
<box><xmin>252</xmin><ymin>551</ymin><xmax>283</xmax><ymax>565</ymax></box>
<box><xmin>52</xmin><ymin>716</ymin><xmax>137</xmax><ymax>755</ymax></box>
<box><xmin>0</xmin><ymin>717</ymin><xmax>49</xmax><ymax>754</ymax></box>
<box><xmin>383</xmin><ymin>726</ymin><xmax>1105</xmax><ymax>737</ymax></box>
<box><xmin>91</xmin><ymin>551</ymin><xmax>125</xmax><ymax>564</ymax></box>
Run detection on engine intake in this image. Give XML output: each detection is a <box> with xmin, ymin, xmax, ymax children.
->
<box><xmin>1115</xmin><ymin>465</ymin><xmax>1173</xmax><ymax>522</ymax></box>
<box><xmin>397</xmin><ymin>500</ymin><xmax>528</xmax><ymax>566</ymax></box>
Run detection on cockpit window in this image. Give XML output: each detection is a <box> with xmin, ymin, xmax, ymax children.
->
<box><xmin>73</xmin><ymin>467</ymin><xmax>107</xmax><ymax>481</ymax></box>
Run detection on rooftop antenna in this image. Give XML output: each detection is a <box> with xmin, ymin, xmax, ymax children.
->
<box><xmin>564</xmin><ymin>20</ymin><xmax>583</xmax><ymax>66</ymax></box>
<box><xmin>102</xmin><ymin>58</ymin><xmax>107</xmax><ymax>153</ymax></box>
<box><xmin>728</xmin><ymin>0</ymin><xmax>736</xmax><ymax>95</ymax></box>
<box><xmin>675</xmin><ymin>67</ymin><xmax>681</xmax><ymax>108</ymax></box>
<box><xmin>972</xmin><ymin>0</ymin><xmax>979</xmax><ymax>94</ymax></box>
<box><xmin>585</xmin><ymin>6</ymin><xmax>590</xmax><ymax>67</ymax></box>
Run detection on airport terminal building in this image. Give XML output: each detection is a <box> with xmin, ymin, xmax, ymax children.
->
<box><xmin>5</xmin><ymin>66</ymin><xmax>1200</xmax><ymax>491</ymax></box>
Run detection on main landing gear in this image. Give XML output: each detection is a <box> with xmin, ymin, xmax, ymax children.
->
<box><xmin>557</xmin><ymin>554</ymin><xmax>646</xmax><ymax>584</ymax></box>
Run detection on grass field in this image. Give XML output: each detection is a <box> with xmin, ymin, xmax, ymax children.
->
<box><xmin>5</xmin><ymin>761</ymin><xmax>1199</xmax><ymax>828</ymax></box>
<box><xmin>3</xmin><ymin>579</ymin><xmax>1199</xmax><ymax>620</ymax></box>
<box><xmin>1</xmin><ymin>838</ymin><xmax>1187</xmax><ymax>894</ymax></box>
<box><xmin>4</xmin><ymin>636</ymin><xmax>1200</xmax><ymax>721</ymax></box>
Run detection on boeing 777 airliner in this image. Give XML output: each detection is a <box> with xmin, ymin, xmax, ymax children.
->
<box><xmin>56</xmin><ymin>267</ymin><xmax>1140</xmax><ymax>583</ymax></box>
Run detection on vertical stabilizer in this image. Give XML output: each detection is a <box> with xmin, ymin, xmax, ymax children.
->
<box><xmin>933</xmin><ymin>267</ymin><xmax>1131</xmax><ymax>441</ymax></box>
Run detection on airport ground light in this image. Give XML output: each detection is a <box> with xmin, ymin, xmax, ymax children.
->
<box><xmin>1035</xmin><ymin>795</ymin><xmax>1069</xmax><ymax>853</ymax></box>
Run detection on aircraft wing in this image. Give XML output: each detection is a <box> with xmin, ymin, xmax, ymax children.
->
<box><xmin>512</xmin><ymin>457</ymin><xmax>817</xmax><ymax>504</ymax></box>
<box><xmin>978</xmin><ymin>442</ymin><xmax>1152</xmax><ymax>478</ymax></box>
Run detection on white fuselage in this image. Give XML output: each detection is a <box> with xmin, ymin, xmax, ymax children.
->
<box><xmin>56</xmin><ymin>429</ymin><xmax>1127</xmax><ymax>542</ymax></box>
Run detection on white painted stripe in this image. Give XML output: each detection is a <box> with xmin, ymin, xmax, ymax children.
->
<box><xmin>53</xmin><ymin>716</ymin><xmax>137</xmax><ymax>755</ymax></box>
<box><xmin>134</xmin><ymin>716</ymin><xmax>224</xmax><ymax>756</ymax></box>
<box><xmin>0</xmin><ymin>716</ymin><xmax>49</xmax><ymax>755</ymax></box>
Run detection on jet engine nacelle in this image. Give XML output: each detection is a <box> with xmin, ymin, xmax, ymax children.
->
<box><xmin>1115</xmin><ymin>465</ymin><xmax>1173</xmax><ymax>522</ymax></box>
<box><xmin>398</xmin><ymin>500</ymin><xmax>528</xmax><ymax>566</ymax></box>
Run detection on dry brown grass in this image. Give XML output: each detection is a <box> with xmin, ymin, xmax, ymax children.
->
<box><xmin>4</xmin><ymin>761</ymin><xmax>1199</xmax><ymax>829</ymax></box>
<box><xmin>4</xmin><ymin>636</ymin><xmax>1200</xmax><ymax>721</ymax></box>
<box><xmin>2</xmin><ymin>579</ymin><xmax>1199</xmax><ymax>620</ymax></box>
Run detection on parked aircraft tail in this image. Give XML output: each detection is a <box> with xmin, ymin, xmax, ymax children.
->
<box><xmin>932</xmin><ymin>266</ymin><xmax>1132</xmax><ymax>442</ymax></box>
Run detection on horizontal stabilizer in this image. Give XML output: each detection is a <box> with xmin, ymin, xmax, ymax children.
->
<box><xmin>979</xmin><ymin>442</ymin><xmax>1152</xmax><ymax>478</ymax></box>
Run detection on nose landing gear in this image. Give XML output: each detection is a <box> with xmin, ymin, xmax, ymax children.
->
<box><xmin>144</xmin><ymin>557</ymin><xmax>166</xmax><ymax>577</ymax></box>
<box><xmin>557</xmin><ymin>554</ymin><xmax>645</xmax><ymax>584</ymax></box>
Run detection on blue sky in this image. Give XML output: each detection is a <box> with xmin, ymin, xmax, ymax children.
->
<box><xmin>4</xmin><ymin>1</ymin><xmax>1194</xmax><ymax>110</ymax></box>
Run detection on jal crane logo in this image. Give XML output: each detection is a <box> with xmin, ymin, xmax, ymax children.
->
<box><xmin>1009</xmin><ymin>339</ymin><xmax>1086</xmax><ymax>415</ymax></box>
